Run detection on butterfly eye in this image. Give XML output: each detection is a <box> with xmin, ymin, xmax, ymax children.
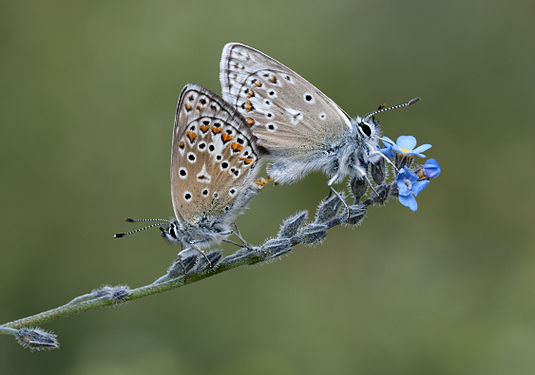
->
<box><xmin>358</xmin><ymin>122</ymin><xmax>372</xmax><ymax>137</ymax></box>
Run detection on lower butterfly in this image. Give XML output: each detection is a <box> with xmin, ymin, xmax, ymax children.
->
<box><xmin>219</xmin><ymin>43</ymin><xmax>419</xmax><ymax>209</ymax></box>
<box><xmin>115</xmin><ymin>84</ymin><xmax>268</xmax><ymax>261</ymax></box>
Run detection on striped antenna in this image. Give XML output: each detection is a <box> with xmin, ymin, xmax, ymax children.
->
<box><xmin>113</xmin><ymin>217</ymin><xmax>172</xmax><ymax>238</ymax></box>
<box><xmin>124</xmin><ymin>217</ymin><xmax>172</xmax><ymax>223</ymax></box>
<box><xmin>364</xmin><ymin>97</ymin><xmax>420</xmax><ymax>120</ymax></box>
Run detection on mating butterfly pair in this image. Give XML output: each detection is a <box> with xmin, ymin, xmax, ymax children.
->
<box><xmin>116</xmin><ymin>43</ymin><xmax>416</xmax><ymax>256</ymax></box>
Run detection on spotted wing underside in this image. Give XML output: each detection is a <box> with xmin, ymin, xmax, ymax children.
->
<box><xmin>219</xmin><ymin>43</ymin><xmax>352</xmax><ymax>157</ymax></box>
<box><xmin>171</xmin><ymin>84</ymin><xmax>261</xmax><ymax>225</ymax></box>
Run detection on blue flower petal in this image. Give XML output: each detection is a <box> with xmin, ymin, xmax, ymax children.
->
<box><xmin>391</xmin><ymin>145</ymin><xmax>401</xmax><ymax>153</ymax></box>
<box><xmin>396</xmin><ymin>167</ymin><xmax>428</xmax><ymax>211</ymax></box>
<box><xmin>384</xmin><ymin>135</ymin><xmax>431</xmax><ymax>158</ymax></box>
<box><xmin>413</xmin><ymin>144</ymin><xmax>432</xmax><ymax>154</ymax></box>
<box><xmin>379</xmin><ymin>143</ymin><xmax>394</xmax><ymax>158</ymax></box>
<box><xmin>396</xmin><ymin>135</ymin><xmax>417</xmax><ymax>150</ymax></box>
<box><xmin>423</xmin><ymin>158</ymin><xmax>441</xmax><ymax>178</ymax></box>
<box><xmin>397</xmin><ymin>182</ymin><xmax>411</xmax><ymax>196</ymax></box>
<box><xmin>404</xmin><ymin>167</ymin><xmax>419</xmax><ymax>182</ymax></box>
<box><xmin>412</xmin><ymin>180</ymin><xmax>430</xmax><ymax>196</ymax></box>
<box><xmin>412</xmin><ymin>152</ymin><xmax>427</xmax><ymax>158</ymax></box>
<box><xmin>399</xmin><ymin>194</ymin><xmax>418</xmax><ymax>211</ymax></box>
<box><xmin>395</xmin><ymin>167</ymin><xmax>407</xmax><ymax>182</ymax></box>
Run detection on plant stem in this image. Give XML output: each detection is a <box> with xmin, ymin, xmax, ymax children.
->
<box><xmin>0</xmin><ymin>181</ymin><xmax>396</xmax><ymax>347</ymax></box>
<box><xmin>0</xmin><ymin>231</ymin><xmax>273</xmax><ymax>330</ymax></box>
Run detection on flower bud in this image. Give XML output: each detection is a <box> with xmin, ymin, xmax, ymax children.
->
<box><xmin>278</xmin><ymin>211</ymin><xmax>308</xmax><ymax>238</ymax></box>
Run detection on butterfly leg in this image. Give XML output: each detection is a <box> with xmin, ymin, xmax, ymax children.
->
<box><xmin>188</xmin><ymin>242</ymin><xmax>215</xmax><ymax>272</ymax></box>
<box><xmin>361</xmin><ymin>173</ymin><xmax>380</xmax><ymax>197</ymax></box>
<box><xmin>231</xmin><ymin>222</ymin><xmax>253</xmax><ymax>250</ymax></box>
<box><xmin>222</xmin><ymin>238</ymin><xmax>245</xmax><ymax>248</ymax></box>
<box><xmin>221</xmin><ymin>229</ymin><xmax>247</xmax><ymax>248</ymax></box>
<box><xmin>352</xmin><ymin>165</ymin><xmax>382</xmax><ymax>200</ymax></box>
<box><xmin>176</xmin><ymin>243</ymin><xmax>187</xmax><ymax>276</ymax></box>
<box><xmin>230</xmin><ymin>222</ymin><xmax>268</xmax><ymax>258</ymax></box>
<box><xmin>327</xmin><ymin>175</ymin><xmax>351</xmax><ymax>220</ymax></box>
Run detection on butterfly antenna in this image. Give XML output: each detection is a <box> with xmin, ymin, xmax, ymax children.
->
<box><xmin>364</xmin><ymin>97</ymin><xmax>420</xmax><ymax>120</ymax></box>
<box><xmin>114</xmin><ymin>217</ymin><xmax>172</xmax><ymax>238</ymax></box>
<box><xmin>124</xmin><ymin>217</ymin><xmax>172</xmax><ymax>223</ymax></box>
<box><xmin>113</xmin><ymin>222</ymin><xmax>169</xmax><ymax>238</ymax></box>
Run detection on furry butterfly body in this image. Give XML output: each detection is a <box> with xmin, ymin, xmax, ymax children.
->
<box><xmin>219</xmin><ymin>43</ymin><xmax>388</xmax><ymax>192</ymax></box>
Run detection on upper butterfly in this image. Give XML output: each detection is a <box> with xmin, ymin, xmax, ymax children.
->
<box><xmin>219</xmin><ymin>43</ymin><xmax>418</xmax><ymax>201</ymax></box>
<box><xmin>115</xmin><ymin>83</ymin><xmax>266</xmax><ymax>250</ymax></box>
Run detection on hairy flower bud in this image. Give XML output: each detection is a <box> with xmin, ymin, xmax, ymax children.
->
<box><xmin>371</xmin><ymin>159</ymin><xmax>386</xmax><ymax>185</ymax></box>
<box><xmin>350</xmin><ymin>176</ymin><xmax>368</xmax><ymax>203</ymax></box>
<box><xmin>278</xmin><ymin>211</ymin><xmax>308</xmax><ymax>238</ymax></box>
<box><xmin>15</xmin><ymin>328</ymin><xmax>59</xmax><ymax>351</ymax></box>
<box><xmin>262</xmin><ymin>238</ymin><xmax>292</xmax><ymax>257</ymax></box>
<box><xmin>315</xmin><ymin>195</ymin><xmax>344</xmax><ymax>223</ymax></box>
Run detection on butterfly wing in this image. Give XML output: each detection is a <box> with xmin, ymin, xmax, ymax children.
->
<box><xmin>171</xmin><ymin>84</ymin><xmax>262</xmax><ymax>226</ymax></box>
<box><xmin>220</xmin><ymin>43</ymin><xmax>352</xmax><ymax>159</ymax></box>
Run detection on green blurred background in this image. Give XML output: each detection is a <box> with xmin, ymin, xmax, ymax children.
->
<box><xmin>1</xmin><ymin>0</ymin><xmax>534</xmax><ymax>374</ymax></box>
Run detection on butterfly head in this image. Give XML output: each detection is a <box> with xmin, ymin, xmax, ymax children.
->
<box><xmin>160</xmin><ymin>220</ymin><xmax>181</xmax><ymax>244</ymax></box>
<box><xmin>114</xmin><ymin>217</ymin><xmax>182</xmax><ymax>244</ymax></box>
<box><xmin>161</xmin><ymin>217</ymin><xmax>233</xmax><ymax>248</ymax></box>
<box><xmin>354</xmin><ymin>97</ymin><xmax>421</xmax><ymax>159</ymax></box>
<box><xmin>357</xmin><ymin>97</ymin><xmax>421</xmax><ymax>143</ymax></box>
<box><xmin>355</xmin><ymin>116</ymin><xmax>380</xmax><ymax>140</ymax></box>
<box><xmin>350</xmin><ymin>116</ymin><xmax>382</xmax><ymax>167</ymax></box>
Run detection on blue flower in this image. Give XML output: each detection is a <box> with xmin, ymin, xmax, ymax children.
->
<box><xmin>377</xmin><ymin>140</ymin><xmax>394</xmax><ymax>158</ymax></box>
<box><xmin>382</xmin><ymin>135</ymin><xmax>432</xmax><ymax>158</ymax></box>
<box><xmin>421</xmin><ymin>158</ymin><xmax>441</xmax><ymax>179</ymax></box>
<box><xmin>396</xmin><ymin>167</ymin><xmax>429</xmax><ymax>211</ymax></box>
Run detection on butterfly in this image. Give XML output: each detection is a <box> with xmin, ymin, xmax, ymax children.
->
<box><xmin>219</xmin><ymin>43</ymin><xmax>418</xmax><ymax>207</ymax></box>
<box><xmin>115</xmin><ymin>83</ymin><xmax>267</xmax><ymax>255</ymax></box>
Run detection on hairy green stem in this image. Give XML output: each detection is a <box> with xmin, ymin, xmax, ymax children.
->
<box><xmin>0</xmin><ymin>237</ymin><xmax>267</xmax><ymax>330</ymax></box>
<box><xmin>0</xmin><ymin>181</ymin><xmax>398</xmax><ymax>349</ymax></box>
<box><xmin>0</xmin><ymin>326</ymin><xmax>18</xmax><ymax>336</ymax></box>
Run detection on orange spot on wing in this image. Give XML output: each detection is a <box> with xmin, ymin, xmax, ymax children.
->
<box><xmin>253</xmin><ymin>81</ymin><xmax>262</xmax><ymax>87</ymax></box>
<box><xmin>212</xmin><ymin>127</ymin><xmax>222</xmax><ymax>134</ymax></box>
<box><xmin>197</xmin><ymin>105</ymin><xmax>205</xmax><ymax>111</ymax></box>
<box><xmin>184</xmin><ymin>104</ymin><xmax>193</xmax><ymax>111</ymax></box>
<box><xmin>240</xmin><ymin>157</ymin><xmax>255</xmax><ymax>165</ymax></box>
<box><xmin>246</xmin><ymin>118</ymin><xmax>254</xmax><ymax>126</ymax></box>
<box><xmin>245</xmin><ymin>101</ymin><xmax>253</xmax><ymax>112</ymax></box>
<box><xmin>186</xmin><ymin>132</ymin><xmax>197</xmax><ymax>143</ymax></box>
<box><xmin>178</xmin><ymin>140</ymin><xmax>185</xmax><ymax>149</ymax></box>
<box><xmin>221</xmin><ymin>132</ymin><xmax>233</xmax><ymax>142</ymax></box>
<box><xmin>247</xmin><ymin>90</ymin><xmax>255</xmax><ymax>98</ymax></box>
<box><xmin>231</xmin><ymin>142</ymin><xmax>244</xmax><ymax>152</ymax></box>
<box><xmin>269</xmin><ymin>75</ymin><xmax>278</xmax><ymax>83</ymax></box>
<box><xmin>199</xmin><ymin>124</ymin><xmax>210</xmax><ymax>133</ymax></box>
